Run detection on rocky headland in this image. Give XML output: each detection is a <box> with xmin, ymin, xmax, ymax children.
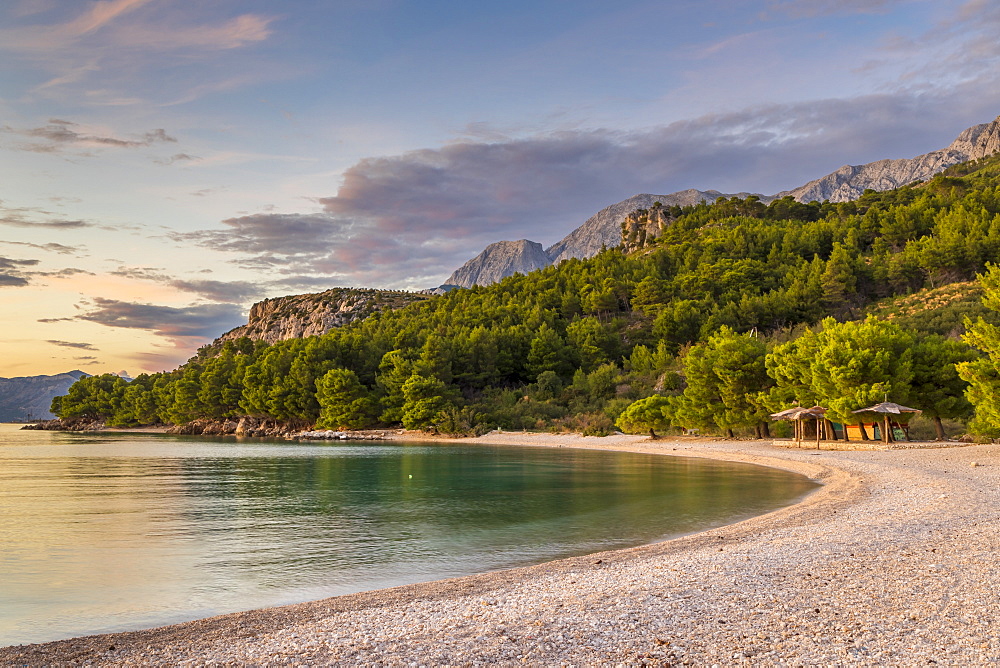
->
<box><xmin>23</xmin><ymin>416</ymin><xmax>393</xmax><ymax>441</ymax></box>
<box><xmin>21</xmin><ymin>416</ymin><xmax>107</xmax><ymax>431</ymax></box>
<box><xmin>216</xmin><ymin>287</ymin><xmax>429</xmax><ymax>345</ymax></box>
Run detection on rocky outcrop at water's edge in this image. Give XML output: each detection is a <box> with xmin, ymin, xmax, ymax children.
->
<box><xmin>21</xmin><ymin>417</ymin><xmax>106</xmax><ymax>431</ymax></box>
<box><xmin>168</xmin><ymin>418</ymin><xmax>390</xmax><ymax>439</ymax></box>
<box><xmin>23</xmin><ymin>416</ymin><xmax>389</xmax><ymax>440</ymax></box>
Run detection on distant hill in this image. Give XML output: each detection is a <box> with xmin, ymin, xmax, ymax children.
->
<box><xmin>0</xmin><ymin>370</ymin><xmax>89</xmax><ymax>421</ymax></box>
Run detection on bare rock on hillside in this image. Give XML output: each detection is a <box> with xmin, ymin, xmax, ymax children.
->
<box><xmin>946</xmin><ymin>115</ymin><xmax>1000</xmax><ymax>161</ymax></box>
<box><xmin>446</xmin><ymin>192</ymin><xmax>771</xmax><ymax>288</ymax></box>
<box><xmin>443</xmin><ymin>115</ymin><xmax>1000</xmax><ymax>288</ymax></box>
<box><xmin>216</xmin><ymin>288</ymin><xmax>428</xmax><ymax>345</ymax></box>
<box><xmin>445</xmin><ymin>239</ymin><xmax>554</xmax><ymax>288</ymax></box>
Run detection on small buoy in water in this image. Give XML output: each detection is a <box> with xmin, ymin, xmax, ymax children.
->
<box><xmin>408</xmin><ymin>474</ymin><xmax>413</xmax><ymax>478</ymax></box>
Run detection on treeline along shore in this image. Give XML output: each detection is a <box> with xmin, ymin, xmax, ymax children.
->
<box><xmin>38</xmin><ymin>155</ymin><xmax>1000</xmax><ymax>441</ymax></box>
<box><xmin>22</xmin><ymin>416</ymin><xmax>391</xmax><ymax>440</ymax></box>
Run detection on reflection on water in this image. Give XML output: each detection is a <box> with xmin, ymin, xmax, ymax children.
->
<box><xmin>0</xmin><ymin>424</ymin><xmax>817</xmax><ymax>646</ymax></box>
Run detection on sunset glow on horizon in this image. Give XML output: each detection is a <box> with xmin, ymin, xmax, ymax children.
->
<box><xmin>3</xmin><ymin>0</ymin><xmax>1000</xmax><ymax>376</ymax></box>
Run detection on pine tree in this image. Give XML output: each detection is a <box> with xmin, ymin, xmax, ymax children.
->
<box><xmin>316</xmin><ymin>368</ymin><xmax>377</xmax><ymax>430</ymax></box>
<box><xmin>616</xmin><ymin>395</ymin><xmax>672</xmax><ymax>437</ymax></box>
<box><xmin>958</xmin><ymin>264</ymin><xmax>1000</xmax><ymax>435</ymax></box>
<box><xmin>670</xmin><ymin>327</ymin><xmax>770</xmax><ymax>435</ymax></box>
<box><xmin>911</xmin><ymin>334</ymin><xmax>974</xmax><ymax>439</ymax></box>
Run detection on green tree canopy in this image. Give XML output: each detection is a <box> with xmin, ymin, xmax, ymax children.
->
<box><xmin>767</xmin><ymin>317</ymin><xmax>914</xmax><ymax>424</ymax></box>
<box><xmin>315</xmin><ymin>368</ymin><xmax>378</xmax><ymax>430</ymax></box>
<box><xmin>400</xmin><ymin>373</ymin><xmax>455</xmax><ymax>430</ymax></box>
<box><xmin>48</xmin><ymin>154</ymin><xmax>1000</xmax><ymax>434</ymax></box>
<box><xmin>958</xmin><ymin>264</ymin><xmax>1000</xmax><ymax>436</ymax></box>
<box><xmin>616</xmin><ymin>395</ymin><xmax>672</xmax><ymax>436</ymax></box>
<box><xmin>910</xmin><ymin>334</ymin><xmax>975</xmax><ymax>438</ymax></box>
<box><xmin>670</xmin><ymin>326</ymin><xmax>771</xmax><ymax>435</ymax></box>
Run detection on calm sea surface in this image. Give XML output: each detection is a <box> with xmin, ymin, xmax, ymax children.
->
<box><xmin>0</xmin><ymin>424</ymin><xmax>817</xmax><ymax>646</ymax></box>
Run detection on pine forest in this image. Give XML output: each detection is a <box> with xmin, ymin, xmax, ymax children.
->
<box><xmin>51</xmin><ymin>155</ymin><xmax>1000</xmax><ymax>440</ymax></box>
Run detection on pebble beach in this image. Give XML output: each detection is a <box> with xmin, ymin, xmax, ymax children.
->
<box><xmin>2</xmin><ymin>432</ymin><xmax>998</xmax><ymax>666</ymax></box>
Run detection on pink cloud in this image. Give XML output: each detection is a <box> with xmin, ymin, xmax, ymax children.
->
<box><xmin>0</xmin><ymin>0</ymin><xmax>152</xmax><ymax>52</ymax></box>
<box><xmin>109</xmin><ymin>13</ymin><xmax>274</xmax><ymax>51</ymax></box>
<box><xmin>66</xmin><ymin>0</ymin><xmax>153</xmax><ymax>37</ymax></box>
<box><xmin>0</xmin><ymin>2</ymin><xmax>273</xmax><ymax>55</ymax></box>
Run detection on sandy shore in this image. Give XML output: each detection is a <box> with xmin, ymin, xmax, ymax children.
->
<box><xmin>3</xmin><ymin>433</ymin><xmax>999</xmax><ymax>666</ymax></box>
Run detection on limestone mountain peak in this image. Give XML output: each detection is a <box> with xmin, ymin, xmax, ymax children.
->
<box><xmin>445</xmin><ymin>239</ymin><xmax>553</xmax><ymax>289</ymax></box>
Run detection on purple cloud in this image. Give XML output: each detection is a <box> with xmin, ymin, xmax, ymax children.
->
<box><xmin>0</xmin><ymin>240</ymin><xmax>83</xmax><ymax>254</ymax></box>
<box><xmin>111</xmin><ymin>265</ymin><xmax>264</xmax><ymax>302</ymax></box>
<box><xmin>47</xmin><ymin>340</ymin><xmax>98</xmax><ymax>350</ymax></box>
<box><xmin>175</xmin><ymin>87</ymin><xmax>1000</xmax><ymax>289</ymax></box>
<box><xmin>0</xmin><ymin>201</ymin><xmax>92</xmax><ymax>229</ymax></box>
<box><xmin>2</xmin><ymin>119</ymin><xmax>176</xmax><ymax>154</ymax></box>
<box><xmin>0</xmin><ymin>256</ymin><xmax>39</xmax><ymax>287</ymax></box>
<box><xmin>0</xmin><ymin>274</ymin><xmax>30</xmax><ymax>287</ymax></box>
<box><xmin>76</xmin><ymin>298</ymin><xmax>245</xmax><ymax>341</ymax></box>
<box><xmin>168</xmin><ymin>279</ymin><xmax>263</xmax><ymax>303</ymax></box>
<box><xmin>0</xmin><ymin>257</ymin><xmax>40</xmax><ymax>270</ymax></box>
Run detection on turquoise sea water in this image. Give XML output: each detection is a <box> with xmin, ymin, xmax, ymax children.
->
<box><xmin>0</xmin><ymin>424</ymin><xmax>817</xmax><ymax>646</ymax></box>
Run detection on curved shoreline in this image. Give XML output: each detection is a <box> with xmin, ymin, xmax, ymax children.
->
<box><xmin>4</xmin><ymin>434</ymin><xmax>999</xmax><ymax>665</ymax></box>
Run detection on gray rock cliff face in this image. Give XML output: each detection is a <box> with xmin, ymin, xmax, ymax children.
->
<box><xmin>0</xmin><ymin>370</ymin><xmax>88</xmax><ymax>421</ymax></box>
<box><xmin>445</xmin><ymin>239</ymin><xmax>554</xmax><ymax>288</ymax></box>
<box><xmin>943</xmin><ymin>115</ymin><xmax>1000</xmax><ymax>160</ymax></box>
<box><xmin>216</xmin><ymin>288</ymin><xmax>428</xmax><ymax>345</ymax></box>
<box><xmin>783</xmin><ymin>115</ymin><xmax>1000</xmax><ymax>203</ymax></box>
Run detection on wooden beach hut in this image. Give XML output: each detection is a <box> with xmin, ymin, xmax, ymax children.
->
<box><xmin>770</xmin><ymin>406</ymin><xmax>829</xmax><ymax>448</ymax></box>
<box><xmin>851</xmin><ymin>401</ymin><xmax>922</xmax><ymax>444</ymax></box>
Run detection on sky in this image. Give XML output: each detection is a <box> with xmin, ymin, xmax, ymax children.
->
<box><xmin>2</xmin><ymin>0</ymin><xmax>1000</xmax><ymax>377</ymax></box>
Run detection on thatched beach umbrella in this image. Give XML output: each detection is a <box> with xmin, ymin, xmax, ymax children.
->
<box><xmin>852</xmin><ymin>402</ymin><xmax>922</xmax><ymax>444</ymax></box>
<box><xmin>771</xmin><ymin>405</ymin><xmax>828</xmax><ymax>448</ymax></box>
